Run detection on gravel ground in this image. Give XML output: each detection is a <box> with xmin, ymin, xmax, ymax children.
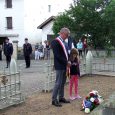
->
<box><xmin>0</xmin><ymin>75</ymin><xmax>115</xmax><ymax>115</ymax></box>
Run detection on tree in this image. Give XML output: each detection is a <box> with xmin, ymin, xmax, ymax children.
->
<box><xmin>52</xmin><ymin>13</ymin><xmax>74</xmax><ymax>35</ymax></box>
<box><xmin>52</xmin><ymin>0</ymin><xmax>115</xmax><ymax>49</ymax></box>
<box><xmin>102</xmin><ymin>0</ymin><xmax>115</xmax><ymax>47</ymax></box>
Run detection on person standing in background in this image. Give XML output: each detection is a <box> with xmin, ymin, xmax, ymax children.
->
<box><xmin>83</xmin><ymin>38</ymin><xmax>88</xmax><ymax>56</ymax></box>
<box><xmin>65</xmin><ymin>36</ymin><xmax>75</xmax><ymax>55</ymax></box>
<box><xmin>23</xmin><ymin>38</ymin><xmax>32</xmax><ymax>68</ymax></box>
<box><xmin>4</xmin><ymin>38</ymin><xmax>13</xmax><ymax>68</ymax></box>
<box><xmin>35</xmin><ymin>47</ymin><xmax>39</xmax><ymax>60</ymax></box>
<box><xmin>76</xmin><ymin>39</ymin><xmax>83</xmax><ymax>58</ymax></box>
<box><xmin>0</xmin><ymin>45</ymin><xmax>2</xmax><ymax>60</ymax></box>
<box><xmin>43</xmin><ymin>40</ymin><xmax>47</xmax><ymax>60</ymax></box>
<box><xmin>35</xmin><ymin>43</ymin><xmax>39</xmax><ymax>60</ymax></box>
<box><xmin>46</xmin><ymin>41</ymin><xmax>50</xmax><ymax>60</ymax></box>
<box><xmin>38</xmin><ymin>42</ymin><xmax>44</xmax><ymax>60</ymax></box>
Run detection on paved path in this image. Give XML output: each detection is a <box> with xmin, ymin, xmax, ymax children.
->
<box><xmin>0</xmin><ymin>60</ymin><xmax>52</xmax><ymax>97</ymax></box>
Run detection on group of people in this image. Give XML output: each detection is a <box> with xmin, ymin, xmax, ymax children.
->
<box><xmin>2</xmin><ymin>37</ymin><xmax>51</xmax><ymax>69</ymax></box>
<box><xmin>1</xmin><ymin>38</ymin><xmax>32</xmax><ymax>68</ymax></box>
<box><xmin>2</xmin><ymin>27</ymin><xmax>86</xmax><ymax>108</ymax></box>
<box><xmin>34</xmin><ymin>42</ymin><xmax>44</xmax><ymax>60</ymax></box>
<box><xmin>34</xmin><ymin>40</ymin><xmax>50</xmax><ymax>60</ymax></box>
<box><xmin>51</xmin><ymin>27</ymin><xmax>82</xmax><ymax>107</ymax></box>
<box><xmin>23</xmin><ymin>39</ymin><xmax>51</xmax><ymax>68</ymax></box>
<box><xmin>76</xmin><ymin>38</ymin><xmax>88</xmax><ymax>58</ymax></box>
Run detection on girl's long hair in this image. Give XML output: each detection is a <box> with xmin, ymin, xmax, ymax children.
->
<box><xmin>69</xmin><ymin>48</ymin><xmax>79</xmax><ymax>62</ymax></box>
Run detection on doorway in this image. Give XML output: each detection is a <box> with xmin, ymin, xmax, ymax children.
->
<box><xmin>0</xmin><ymin>37</ymin><xmax>7</xmax><ymax>45</ymax></box>
<box><xmin>47</xmin><ymin>34</ymin><xmax>55</xmax><ymax>43</ymax></box>
<box><xmin>0</xmin><ymin>37</ymin><xmax>7</xmax><ymax>60</ymax></box>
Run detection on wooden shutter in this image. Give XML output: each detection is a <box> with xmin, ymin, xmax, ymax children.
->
<box><xmin>6</xmin><ymin>17</ymin><xmax>12</xmax><ymax>29</ymax></box>
<box><xmin>6</xmin><ymin>0</ymin><xmax>12</xmax><ymax>8</ymax></box>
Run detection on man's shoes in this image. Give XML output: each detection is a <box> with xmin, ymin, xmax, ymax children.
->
<box><xmin>6</xmin><ymin>66</ymin><xmax>8</xmax><ymax>68</ymax></box>
<box><xmin>52</xmin><ymin>100</ymin><xmax>62</xmax><ymax>107</ymax></box>
<box><xmin>59</xmin><ymin>98</ymin><xmax>70</xmax><ymax>103</ymax></box>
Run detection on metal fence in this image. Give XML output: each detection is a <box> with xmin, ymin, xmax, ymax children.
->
<box><xmin>0</xmin><ymin>71</ymin><xmax>24</xmax><ymax>109</ymax></box>
<box><xmin>78</xmin><ymin>49</ymin><xmax>115</xmax><ymax>75</ymax></box>
<box><xmin>92</xmin><ymin>60</ymin><xmax>115</xmax><ymax>72</ymax></box>
<box><xmin>91</xmin><ymin>49</ymin><xmax>115</xmax><ymax>58</ymax></box>
<box><xmin>18</xmin><ymin>60</ymin><xmax>55</xmax><ymax>94</ymax></box>
<box><xmin>0</xmin><ymin>50</ymin><xmax>115</xmax><ymax>109</ymax></box>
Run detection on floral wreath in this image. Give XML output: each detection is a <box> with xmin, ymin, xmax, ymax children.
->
<box><xmin>81</xmin><ymin>90</ymin><xmax>104</xmax><ymax>113</ymax></box>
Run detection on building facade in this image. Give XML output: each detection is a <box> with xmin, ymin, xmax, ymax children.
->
<box><xmin>0</xmin><ymin>0</ymin><xmax>24</xmax><ymax>46</ymax></box>
<box><xmin>24</xmin><ymin>0</ymin><xmax>72</xmax><ymax>45</ymax></box>
<box><xmin>37</xmin><ymin>16</ymin><xmax>55</xmax><ymax>44</ymax></box>
<box><xmin>0</xmin><ymin>0</ymin><xmax>72</xmax><ymax>47</ymax></box>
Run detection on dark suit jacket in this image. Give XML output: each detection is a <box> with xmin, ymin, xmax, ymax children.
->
<box><xmin>68</xmin><ymin>36</ymin><xmax>73</xmax><ymax>50</ymax></box>
<box><xmin>51</xmin><ymin>39</ymin><xmax>68</xmax><ymax>70</ymax></box>
<box><xmin>23</xmin><ymin>43</ymin><xmax>32</xmax><ymax>56</ymax></box>
<box><xmin>4</xmin><ymin>43</ymin><xmax>13</xmax><ymax>56</ymax></box>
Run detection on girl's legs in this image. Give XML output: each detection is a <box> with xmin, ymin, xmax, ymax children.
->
<box><xmin>69</xmin><ymin>76</ymin><xmax>74</xmax><ymax>100</ymax></box>
<box><xmin>74</xmin><ymin>76</ymin><xmax>81</xmax><ymax>99</ymax></box>
<box><xmin>74</xmin><ymin>76</ymin><xmax>78</xmax><ymax>96</ymax></box>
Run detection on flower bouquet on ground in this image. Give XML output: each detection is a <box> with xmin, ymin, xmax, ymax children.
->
<box><xmin>81</xmin><ymin>90</ymin><xmax>104</xmax><ymax>114</ymax></box>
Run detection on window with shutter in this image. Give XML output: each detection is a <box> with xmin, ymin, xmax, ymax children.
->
<box><xmin>6</xmin><ymin>17</ymin><xmax>13</xmax><ymax>29</ymax></box>
<box><xmin>5</xmin><ymin>0</ymin><xmax>12</xmax><ymax>8</ymax></box>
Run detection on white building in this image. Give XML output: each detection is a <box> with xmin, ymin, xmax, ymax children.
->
<box><xmin>0</xmin><ymin>0</ymin><xmax>72</xmax><ymax>47</ymax></box>
<box><xmin>37</xmin><ymin>16</ymin><xmax>55</xmax><ymax>43</ymax></box>
<box><xmin>0</xmin><ymin>0</ymin><xmax>24</xmax><ymax>46</ymax></box>
<box><xmin>24</xmin><ymin>0</ymin><xmax>73</xmax><ymax>46</ymax></box>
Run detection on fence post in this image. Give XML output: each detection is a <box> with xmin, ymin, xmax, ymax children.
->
<box><xmin>0</xmin><ymin>59</ymin><xmax>24</xmax><ymax>109</ymax></box>
<box><xmin>12</xmin><ymin>40</ymin><xmax>18</xmax><ymax>60</ymax></box>
<box><xmin>10</xmin><ymin>58</ymin><xmax>17</xmax><ymax>74</ymax></box>
<box><xmin>86</xmin><ymin>50</ymin><xmax>93</xmax><ymax>74</ymax></box>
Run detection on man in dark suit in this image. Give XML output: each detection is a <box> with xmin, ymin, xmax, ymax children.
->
<box><xmin>23</xmin><ymin>38</ymin><xmax>32</xmax><ymax>68</ymax></box>
<box><xmin>66</xmin><ymin>36</ymin><xmax>75</xmax><ymax>55</ymax></box>
<box><xmin>4</xmin><ymin>38</ymin><xmax>13</xmax><ymax>68</ymax></box>
<box><xmin>51</xmin><ymin>27</ymin><xmax>70</xmax><ymax>107</ymax></box>
<box><xmin>0</xmin><ymin>45</ymin><xmax>2</xmax><ymax>60</ymax></box>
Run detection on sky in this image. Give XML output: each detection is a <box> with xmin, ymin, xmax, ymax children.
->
<box><xmin>24</xmin><ymin>0</ymin><xmax>73</xmax><ymax>25</ymax></box>
<box><xmin>24</xmin><ymin>0</ymin><xmax>73</xmax><ymax>42</ymax></box>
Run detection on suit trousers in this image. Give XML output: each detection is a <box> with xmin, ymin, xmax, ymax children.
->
<box><xmin>0</xmin><ymin>51</ymin><xmax>2</xmax><ymax>60</ymax></box>
<box><xmin>52</xmin><ymin>70</ymin><xmax>66</xmax><ymax>101</ymax></box>
<box><xmin>24</xmin><ymin>55</ymin><xmax>30</xmax><ymax>67</ymax></box>
<box><xmin>6</xmin><ymin>55</ymin><xmax>11</xmax><ymax>67</ymax></box>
